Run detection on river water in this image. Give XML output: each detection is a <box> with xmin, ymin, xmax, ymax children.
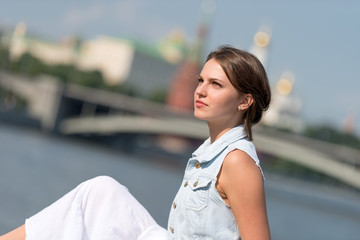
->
<box><xmin>1</xmin><ymin>123</ymin><xmax>360</xmax><ymax>239</ymax></box>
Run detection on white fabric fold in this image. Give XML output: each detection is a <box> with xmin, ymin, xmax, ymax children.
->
<box><xmin>25</xmin><ymin>176</ymin><xmax>167</xmax><ymax>240</ymax></box>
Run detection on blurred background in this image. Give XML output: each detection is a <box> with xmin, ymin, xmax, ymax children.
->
<box><xmin>0</xmin><ymin>0</ymin><xmax>360</xmax><ymax>239</ymax></box>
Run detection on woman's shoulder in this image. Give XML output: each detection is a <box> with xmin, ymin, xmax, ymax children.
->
<box><xmin>223</xmin><ymin>149</ymin><xmax>258</xmax><ymax>171</ymax></box>
<box><xmin>226</xmin><ymin>139</ymin><xmax>259</xmax><ymax>164</ymax></box>
<box><xmin>221</xmin><ymin>149</ymin><xmax>264</xmax><ymax>186</ymax></box>
<box><xmin>222</xmin><ymin>138</ymin><xmax>264</xmax><ymax>179</ymax></box>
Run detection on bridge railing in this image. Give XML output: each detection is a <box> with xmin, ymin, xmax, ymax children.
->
<box><xmin>2</xmin><ymin>70</ymin><xmax>360</xmax><ymax>190</ymax></box>
<box><xmin>63</xmin><ymin>83</ymin><xmax>194</xmax><ymax>118</ymax></box>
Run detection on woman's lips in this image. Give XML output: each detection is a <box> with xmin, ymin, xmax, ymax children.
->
<box><xmin>195</xmin><ymin>100</ymin><xmax>207</xmax><ymax>107</ymax></box>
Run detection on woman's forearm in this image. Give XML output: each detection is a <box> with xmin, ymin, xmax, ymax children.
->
<box><xmin>0</xmin><ymin>224</ymin><xmax>25</xmax><ymax>240</ymax></box>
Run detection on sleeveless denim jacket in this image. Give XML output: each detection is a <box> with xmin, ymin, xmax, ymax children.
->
<box><xmin>167</xmin><ymin>125</ymin><xmax>262</xmax><ymax>239</ymax></box>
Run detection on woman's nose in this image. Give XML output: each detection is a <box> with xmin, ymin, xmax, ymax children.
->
<box><xmin>195</xmin><ymin>83</ymin><xmax>207</xmax><ymax>96</ymax></box>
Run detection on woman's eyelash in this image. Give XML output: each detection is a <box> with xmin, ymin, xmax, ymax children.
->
<box><xmin>212</xmin><ymin>81</ymin><xmax>222</xmax><ymax>87</ymax></box>
<box><xmin>197</xmin><ymin>78</ymin><xmax>222</xmax><ymax>87</ymax></box>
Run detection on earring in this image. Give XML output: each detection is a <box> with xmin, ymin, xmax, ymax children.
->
<box><xmin>237</xmin><ymin>106</ymin><xmax>241</xmax><ymax>111</ymax></box>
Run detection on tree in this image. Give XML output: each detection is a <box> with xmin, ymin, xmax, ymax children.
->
<box><xmin>303</xmin><ymin>124</ymin><xmax>360</xmax><ymax>150</ymax></box>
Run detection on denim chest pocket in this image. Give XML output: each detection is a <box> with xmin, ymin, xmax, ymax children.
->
<box><xmin>185</xmin><ymin>177</ymin><xmax>212</xmax><ymax>211</ymax></box>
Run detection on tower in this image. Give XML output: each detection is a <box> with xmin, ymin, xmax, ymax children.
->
<box><xmin>249</xmin><ymin>26</ymin><xmax>272</xmax><ymax>68</ymax></box>
<box><xmin>262</xmin><ymin>71</ymin><xmax>304</xmax><ymax>133</ymax></box>
<box><xmin>166</xmin><ymin>0</ymin><xmax>215</xmax><ymax>112</ymax></box>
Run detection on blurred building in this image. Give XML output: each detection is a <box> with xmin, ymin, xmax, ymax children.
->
<box><xmin>126</xmin><ymin>39</ymin><xmax>181</xmax><ymax>96</ymax></box>
<box><xmin>249</xmin><ymin>27</ymin><xmax>304</xmax><ymax>133</ymax></box>
<box><xmin>2</xmin><ymin>22</ymin><xmax>184</xmax><ymax>96</ymax></box>
<box><xmin>262</xmin><ymin>71</ymin><xmax>304</xmax><ymax>133</ymax></box>
<box><xmin>8</xmin><ymin>22</ymin><xmax>76</xmax><ymax>65</ymax></box>
<box><xmin>76</xmin><ymin>36</ymin><xmax>134</xmax><ymax>85</ymax></box>
<box><xmin>2</xmin><ymin>21</ymin><xmax>306</xmax><ymax>133</ymax></box>
<box><xmin>166</xmin><ymin>2</ymin><xmax>213</xmax><ymax>112</ymax></box>
<box><xmin>165</xmin><ymin>41</ymin><xmax>203</xmax><ymax>111</ymax></box>
<box><xmin>249</xmin><ymin>26</ymin><xmax>272</xmax><ymax>67</ymax></box>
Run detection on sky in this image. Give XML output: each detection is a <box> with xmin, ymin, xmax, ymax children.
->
<box><xmin>1</xmin><ymin>0</ymin><xmax>359</xmax><ymax>135</ymax></box>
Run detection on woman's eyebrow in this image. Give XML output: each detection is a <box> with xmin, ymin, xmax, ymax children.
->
<box><xmin>208</xmin><ymin>77</ymin><xmax>224</xmax><ymax>83</ymax></box>
<box><xmin>198</xmin><ymin>74</ymin><xmax>224</xmax><ymax>82</ymax></box>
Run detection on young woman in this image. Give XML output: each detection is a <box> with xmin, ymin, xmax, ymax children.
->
<box><xmin>0</xmin><ymin>45</ymin><xmax>271</xmax><ymax>240</ymax></box>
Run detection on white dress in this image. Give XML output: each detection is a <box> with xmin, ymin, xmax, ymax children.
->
<box><xmin>25</xmin><ymin>176</ymin><xmax>167</xmax><ymax>240</ymax></box>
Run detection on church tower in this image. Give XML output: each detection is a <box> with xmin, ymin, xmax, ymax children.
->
<box><xmin>166</xmin><ymin>0</ymin><xmax>215</xmax><ymax>112</ymax></box>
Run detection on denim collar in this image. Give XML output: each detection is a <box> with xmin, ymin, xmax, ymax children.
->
<box><xmin>191</xmin><ymin>125</ymin><xmax>247</xmax><ymax>164</ymax></box>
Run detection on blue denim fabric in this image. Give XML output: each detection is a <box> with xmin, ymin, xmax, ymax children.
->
<box><xmin>167</xmin><ymin>125</ymin><xmax>262</xmax><ymax>239</ymax></box>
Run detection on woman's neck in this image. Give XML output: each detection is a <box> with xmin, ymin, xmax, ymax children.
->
<box><xmin>207</xmin><ymin>121</ymin><xmax>242</xmax><ymax>143</ymax></box>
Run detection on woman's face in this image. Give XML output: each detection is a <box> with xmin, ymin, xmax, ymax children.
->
<box><xmin>194</xmin><ymin>58</ymin><xmax>242</xmax><ymax>126</ymax></box>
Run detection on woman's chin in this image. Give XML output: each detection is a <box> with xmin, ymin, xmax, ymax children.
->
<box><xmin>193</xmin><ymin>111</ymin><xmax>207</xmax><ymax>121</ymax></box>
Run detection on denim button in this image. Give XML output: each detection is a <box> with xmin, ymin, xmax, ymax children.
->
<box><xmin>195</xmin><ymin>162</ymin><xmax>201</xmax><ymax>168</ymax></box>
<box><xmin>193</xmin><ymin>179</ymin><xmax>199</xmax><ymax>187</ymax></box>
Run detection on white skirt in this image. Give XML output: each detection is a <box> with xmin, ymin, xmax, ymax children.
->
<box><xmin>25</xmin><ymin>176</ymin><xmax>167</xmax><ymax>240</ymax></box>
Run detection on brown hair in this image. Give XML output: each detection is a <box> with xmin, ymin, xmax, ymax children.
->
<box><xmin>206</xmin><ymin>45</ymin><xmax>271</xmax><ymax>140</ymax></box>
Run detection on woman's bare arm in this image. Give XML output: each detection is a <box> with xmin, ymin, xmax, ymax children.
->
<box><xmin>218</xmin><ymin>150</ymin><xmax>271</xmax><ymax>240</ymax></box>
<box><xmin>0</xmin><ymin>225</ymin><xmax>25</xmax><ymax>240</ymax></box>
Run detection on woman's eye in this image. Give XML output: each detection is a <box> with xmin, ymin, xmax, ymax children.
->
<box><xmin>197</xmin><ymin>78</ymin><xmax>204</xmax><ymax>83</ymax></box>
<box><xmin>212</xmin><ymin>81</ymin><xmax>222</xmax><ymax>87</ymax></box>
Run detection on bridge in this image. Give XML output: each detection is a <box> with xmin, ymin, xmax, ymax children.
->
<box><xmin>1</xmin><ymin>71</ymin><xmax>360</xmax><ymax>189</ymax></box>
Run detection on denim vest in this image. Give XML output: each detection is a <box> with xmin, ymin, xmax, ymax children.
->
<box><xmin>167</xmin><ymin>125</ymin><xmax>262</xmax><ymax>239</ymax></box>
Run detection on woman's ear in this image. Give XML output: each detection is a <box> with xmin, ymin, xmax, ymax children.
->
<box><xmin>238</xmin><ymin>94</ymin><xmax>253</xmax><ymax>111</ymax></box>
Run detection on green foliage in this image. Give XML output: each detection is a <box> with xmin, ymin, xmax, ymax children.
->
<box><xmin>147</xmin><ymin>89</ymin><xmax>167</xmax><ymax>103</ymax></box>
<box><xmin>0</xmin><ymin>47</ymin><xmax>10</xmax><ymax>69</ymax></box>
<box><xmin>304</xmin><ymin>125</ymin><xmax>360</xmax><ymax>150</ymax></box>
<box><xmin>0</xmin><ymin>48</ymin><xmax>109</xmax><ymax>89</ymax></box>
<box><xmin>262</xmin><ymin>156</ymin><xmax>352</xmax><ymax>189</ymax></box>
<box><xmin>0</xmin><ymin>48</ymin><xmax>167</xmax><ymax>101</ymax></box>
<box><xmin>261</xmin><ymin>123</ymin><xmax>360</xmax><ymax>151</ymax></box>
<box><xmin>18</xmin><ymin>53</ymin><xmax>46</xmax><ymax>76</ymax></box>
<box><xmin>0</xmin><ymin>48</ymin><xmax>173</xmax><ymax>104</ymax></box>
<box><xmin>104</xmin><ymin>82</ymin><xmax>142</xmax><ymax>97</ymax></box>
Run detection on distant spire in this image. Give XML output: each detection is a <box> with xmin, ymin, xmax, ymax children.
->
<box><xmin>343</xmin><ymin>110</ymin><xmax>357</xmax><ymax>134</ymax></box>
<box><xmin>166</xmin><ymin>0</ymin><xmax>215</xmax><ymax>111</ymax></box>
<box><xmin>249</xmin><ymin>26</ymin><xmax>272</xmax><ymax>68</ymax></box>
<box><xmin>13</xmin><ymin>22</ymin><xmax>27</xmax><ymax>38</ymax></box>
